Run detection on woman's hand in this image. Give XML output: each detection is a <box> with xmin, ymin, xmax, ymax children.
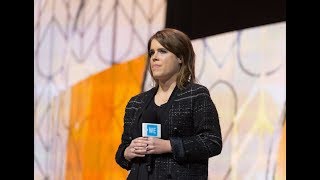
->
<box><xmin>124</xmin><ymin>137</ymin><xmax>148</xmax><ymax>161</ymax></box>
<box><xmin>145</xmin><ymin>137</ymin><xmax>172</xmax><ymax>154</ymax></box>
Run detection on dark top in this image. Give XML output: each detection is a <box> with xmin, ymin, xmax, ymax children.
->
<box><xmin>134</xmin><ymin>97</ymin><xmax>169</xmax><ymax>180</ymax></box>
<box><xmin>138</xmin><ymin>97</ymin><xmax>164</xmax><ymax>136</ymax></box>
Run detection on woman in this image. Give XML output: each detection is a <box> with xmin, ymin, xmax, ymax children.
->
<box><xmin>115</xmin><ymin>28</ymin><xmax>222</xmax><ymax>180</ymax></box>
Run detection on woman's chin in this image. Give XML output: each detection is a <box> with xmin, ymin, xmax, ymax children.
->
<box><xmin>152</xmin><ymin>74</ymin><xmax>162</xmax><ymax>79</ymax></box>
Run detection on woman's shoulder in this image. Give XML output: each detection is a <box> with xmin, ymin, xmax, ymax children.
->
<box><xmin>183</xmin><ymin>82</ymin><xmax>210</xmax><ymax>94</ymax></box>
<box><xmin>174</xmin><ymin>83</ymin><xmax>211</xmax><ymax>101</ymax></box>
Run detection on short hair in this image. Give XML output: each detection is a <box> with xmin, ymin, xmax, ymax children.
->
<box><xmin>147</xmin><ymin>28</ymin><xmax>196</xmax><ymax>89</ymax></box>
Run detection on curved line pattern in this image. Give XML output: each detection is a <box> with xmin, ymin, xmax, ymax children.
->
<box><xmin>208</xmin><ymin>80</ymin><xmax>236</xmax><ymax>180</ymax></box>
<box><xmin>34</xmin><ymin>154</ymin><xmax>46</xmax><ymax>177</ymax></box>
<box><xmin>236</xmin><ymin>31</ymin><xmax>283</xmax><ymax>77</ymax></box>
<box><xmin>203</xmin><ymin>35</ymin><xmax>238</xmax><ymax>69</ymax></box>
<box><xmin>142</xmin><ymin>59</ymin><xmax>151</xmax><ymax>91</ymax></box>
<box><xmin>203</xmin><ymin>38</ymin><xmax>219</xmax><ymax>67</ymax></box>
<box><xmin>267</xmin><ymin>102</ymin><xmax>286</xmax><ymax>179</ymax></box>
<box><xmin>208</xmin><ymin>80</ymin><xmax>238</xmax><ymax>142</ymax></box>
<box><xmin>222</xmin><ymin>167</ymin><xmax>232</xmax><ymax>180</ymax></box>
<box><xmin>96</xmin><ymin>1</ymin><xmax>144</xmax><ymax>65</ymax></box>
<box><xmin>195</xmin><ymin>39</ymin><xmax>207</xmax><ymax>80</ymax></box>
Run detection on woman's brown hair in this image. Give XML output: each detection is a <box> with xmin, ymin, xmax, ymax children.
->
<box><xmin>147</xmin><ymin>28</ymin><xmax>196</xmax><ymax>89</ymax></box>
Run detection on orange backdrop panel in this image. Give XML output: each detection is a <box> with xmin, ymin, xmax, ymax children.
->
<box><xmin>66</xmin><ymin>55</ymin><xmax>147</xmax><ymax>180</ymax></box>
<box><xmin>275</xmin><ymin>120</ymin><xmax>286</xmax><ymax>180</ymax></box>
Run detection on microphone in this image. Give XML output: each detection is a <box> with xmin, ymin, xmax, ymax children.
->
<box><xmin>142</xmin><ymin>123</ymin><xmax>161</xmax><ymax>138</ymax></box>
<box><xmin>142</xmin><ymin>123</ymin><xmax>161</xmax><ymax>172</ymax></box>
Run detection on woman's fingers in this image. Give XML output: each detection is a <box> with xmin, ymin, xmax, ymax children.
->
<box><xmin>134</xmin><ymin>142</ymin><xmax>147</xmax><ymax>147</ymax></box>
<box><xmin>127</xmin><ymin>137</ymin><xmax>150</xmax><ymax>158</ymax></box>
<box><xmin>134</xmin><ymin>137</ymin><xmax>148</xmax><ymax>143</ymax></box>
<box><xmin>130</xmin><ymin>147</ymin><xmax>135</xmax><ymax>153</ymax></box>
<box><xmin>131</xmin><ymin>147</ymin><xmax>146</xmax><ymax>156</ymax></box>
<box><xmin>146</xmin><ymin>149</ymin><xmax>155</xmax><ymax>154</ymax></box>
<box><xmin>132</xmin><ymin>137</ymin><xmax>148</xmax><ymax>147</ymax></box>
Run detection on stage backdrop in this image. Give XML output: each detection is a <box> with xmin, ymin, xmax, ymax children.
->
<box><xmin>34</xmin><ymin>0</ymin><xmax>285</xmax><ymax>179</ymax></box>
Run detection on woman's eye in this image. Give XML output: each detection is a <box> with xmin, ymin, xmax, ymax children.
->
<box><xmin>149</xmin><ymin>50</ymin><xmax>154</xmax><ymax>56</ymax></box>
<box><xmin>159</xmin><ymin>49</ymin><xmax>167</xmax><ymax>53</ymax></box>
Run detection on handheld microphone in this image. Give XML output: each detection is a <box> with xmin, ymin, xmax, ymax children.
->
<box><xmin>142</xmin><ymin>123</ymin><xmax>161</xmax><ymax>172</ymax></box>
<box><xmin>142</xmin><ymin>123</ymin><xmax>161</xmax><ymax>138</ymax></box>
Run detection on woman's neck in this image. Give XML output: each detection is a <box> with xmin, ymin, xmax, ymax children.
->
<box><xmin>157</xmin><ymin>74</ymin><xmax>177</xmax><ymax>93</ymax></box>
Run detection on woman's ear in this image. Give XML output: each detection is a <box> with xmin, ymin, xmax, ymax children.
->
<box><xmin>177</xmin><ymin>57</ymin><xmax>182</xmax><ymax>64</ymax></box>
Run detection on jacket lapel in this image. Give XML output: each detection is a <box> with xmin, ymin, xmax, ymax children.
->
<box><xmin>133</xmin><ymin>87</ymin><xmax>158</xmax><ymax>128</ymax></box>
<box><xmin>160</xmin><ymin>85</ymin><xmax>180</xmax><ymax>139</ymax></box>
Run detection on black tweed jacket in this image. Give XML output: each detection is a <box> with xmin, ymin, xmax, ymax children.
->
<box><xmin>115</xmin><ymin>82</ymin><xmax>222</xmax><ymax>180</ymax></box>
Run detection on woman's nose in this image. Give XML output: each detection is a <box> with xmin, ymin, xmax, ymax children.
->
<box><xmin>152</xmin><ymin>52</ymin><xmax>159</xmax><ymax>61</ymax></box>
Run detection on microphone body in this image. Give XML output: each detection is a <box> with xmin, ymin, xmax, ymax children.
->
<box><xmin>142</xmin><ymin>123</ymin><xmax>161</xmax><ymax>172</ymax></box>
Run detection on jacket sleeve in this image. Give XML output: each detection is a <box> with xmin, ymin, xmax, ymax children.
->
<box><xmin>115</xmin><ymin>97</ymin><xmax>135</xmax><ymax>170</ymax></box>
<box><xmin>170</xmin><ymin>87</ymin><xmax>222</xmax><ymax>162</ymax></box>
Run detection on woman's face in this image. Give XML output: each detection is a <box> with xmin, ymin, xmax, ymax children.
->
<box><xmin>149</xmin><ymin>39</ymin><xmax>182</xmax><ymax>81</ymax></box>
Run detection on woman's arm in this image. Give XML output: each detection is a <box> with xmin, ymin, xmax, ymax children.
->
<box><xmin>115</xmin><ymin>97</ymin><xmax>135</xmax><ymax>170</ymax></box>
<box><xmin>170</xmin><ymin>87</ymin><xmax>222</xmax><ymax>162</ymax></box>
